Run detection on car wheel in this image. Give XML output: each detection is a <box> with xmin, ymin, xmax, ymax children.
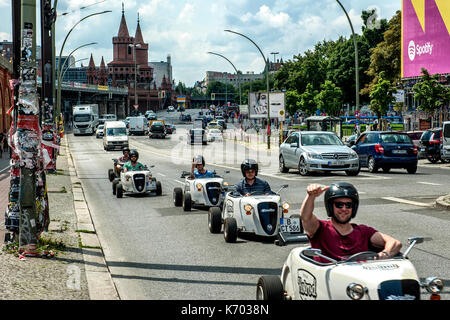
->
<box><xmin>407</xmin><ymin>166</ymin><xmax>417</xmax><ymax>174</ymax></box>
<box><xmin>298</xmin><ymin>157</ymin><xmax>309</xmax><ymax>176</ymax></box>
<box><xmin>208</xmin><ymin>207</ymin><xmax>222</xmax><ymax>234</ymax></box>
<box><xmin>116</xmin><ymin>183</ymin><xmax>123</xmax><ymax>198</ymax></box>
<box><xmin>173</xmin><ymin>187</ymin><xmax>183</xmax><ymax>206</ymax></box>
<box><xmin>382</xmin><ymin>167</ymin><xmax>391</xmax><ymax>173</ymax></box>
<box><xmin>223</xmin><ymin>217</ymin><xmax>237</xmax><ymax>243</ymax></box>
<box><xmin>183</xmin><ymin>192</ymin><xmax>192</xmax><ymax>211</ymax></box>
<box><xmin>368</xmin><ymin>157</ymin><xmax>378</xmax><ymax>173</ymax></box>
<box><xmin>256</xmin><ymin>276</ymin><xmax>284</xmax><ymax>300</ymax></box>
<box><xmin>345</xmin><ymin>164</ymin><xmax>360</xmax><ymax>176</ymax></box>
<box><xmin>112</xmin><ymin>179</ymin><xmax>119</xmax><ymax>195</ymax></box>
<box><xmin>156</xmin><ymin>181</ymin><xmax>162</xmax><ymax>196</ymax></box>
<box><xmin>427</xmin><ymin>154</ymin><xmax>439</xmax><ymax>164</ymax></box>
<box><xmin>279</xmin><ymin>155</ymin><xmax>289</xmax><ymax>173</ymax></box>
<box><xmin>108</xmin><ymin>169</ymin><xmax>115</xmax><ymax>182</ymax></box>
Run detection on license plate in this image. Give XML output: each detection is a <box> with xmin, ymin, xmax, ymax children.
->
<box><xmin>280</xmin><ymin>218</ymin><xmax>301</xmax><ymax>233</ymax></box>
<box><xmin>392</xmin><ymin>150</ymin><xmax>407</xmax><ymax>154</ymax></box>
<box><xmin>328</xmin><ymin>161</ymin><xmax>344</xmax><ymax>166</ymax></box>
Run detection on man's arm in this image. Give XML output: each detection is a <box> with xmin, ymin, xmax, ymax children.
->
<box><xmin>370</xmin><ymin>232</ymin><xmax>402</xmax><ymax>259</ymax></box>
<box><xmin>300</xmin><ymin>184</ymin><xmax>329</xmax><ymax>238</ymax></box>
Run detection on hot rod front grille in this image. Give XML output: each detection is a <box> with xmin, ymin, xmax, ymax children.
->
<box><xmin>133</xmin><ymin>174</ymin><xmax>146</xmax><ymax>192</ymax></box>
<box><xmin>206</xmin><ymin>182</ymin><xmax>221</xmax><ymax>205</ymax></box>
<box><xmin>257</xmin><ymin>202</ymin><xmax>278</xmax><ymax>235</ymax></box>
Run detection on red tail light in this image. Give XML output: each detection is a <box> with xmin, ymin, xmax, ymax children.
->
<box><xmin>430</xmin><ymin>133</ymin><xmax>440</xmax><ymax>144</ymax></box>
<box><xmin>374</xmin><ymin>144</ymin><xmax>384</xmax><ymax>153</ymax></box>
<box><xmin>413</xmin><ymin>145</ymin><xmax>418</xmax><ymax>154</ymax></box>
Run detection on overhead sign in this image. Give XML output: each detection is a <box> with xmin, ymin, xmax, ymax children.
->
<box><xmin>177</xmin><ymin>95</ymin><xmax>186</xmax><ymax>103</ymax></box>
<box><xmin>402</xmin><ymin>0</ymin><xmax>450</xmax><ymax>78</ymax></box>
<box><xmin>248</xmin><ymin>92</ymin><xmax>285</xmax><ymax>120</ymax></box>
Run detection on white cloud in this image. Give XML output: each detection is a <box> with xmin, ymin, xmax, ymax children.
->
<box><xmin>255</xmin><ymin>5</ymin><xmax>290</xmax><ymax>28</ymax></box>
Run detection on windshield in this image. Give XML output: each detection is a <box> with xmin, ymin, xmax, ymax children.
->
<box><xmin>74</xmin><ymin>114</ymin><xmax>92</xmax><ymax>122</ymax></box>
<box><xmin>152</xmin><ymin>121</ymin><xmax>163</xmax><ymax>126</ymax></box>
<box><xmin>301</xmin><ymin>134</ymin><xmax>343</xmax><ymax>146</ymax></box>
<box><xmin>380</xmin><ymin>134</ymin><xmax>412</xmax><ymax>144</ymax></box>
<box><xmin>98</xmin><ymin>125</ymin><xmax>104</xmax><ymax>129</ymax></box>
<box><xmin>106</xmin><ymin>128</ymin><xmax>127</xmax><ymax>136</ymax></box>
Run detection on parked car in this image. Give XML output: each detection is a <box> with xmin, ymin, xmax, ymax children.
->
<box><xmin>418</xmin><ymin>128</ymin><xmax>442</xmax><ymax>163</ymax></box>
<box><xmin>403</xmin><ymin>130</ymin><xmax>425</xmax><ymax>148</ymax></box>
<box><xmin>279</xmin><ymin>131</ymin><xmax>360</xmax><ymax>176</ymax></box>
<box><xmin>441</xmin><ymin>121</ymin><xmax>450</xmax><ymax>162</ymax></box>
<box><xmin>165</xmin><ymin>123</ymin><xmax>176</xmax><ymax>134</ymax></box>
<box><xmin>147</xmin><ymin>113</ymin><xmax>157</xmax><ymax>120</ymax></box>
<box><xmin>167</xmin><ymin>106</ymin><xmax>175</xmax><ymax>112</ymax></box>
<box><xmin>188</xmin><ymin>128</ymin><xmax>207</xmax><ymax>145</ymax></box>
<box><xmin>350</xmin><ymin>131</ymin><xmax>418</xmax><ymax>173</ymax></box>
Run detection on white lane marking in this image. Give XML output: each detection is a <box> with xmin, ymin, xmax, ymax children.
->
<box><xmin>382</xmin><ymin>197</ymin><xmax>433</xmax><ymax>207</ymax></box>
<box><xmin>157</xmin><ymin>173</ymin><xmax>167</xmax><ymax>177</ymax></box>
<box><xmin>173</xmin><ymin>179</ymin><xmax>185</xmax><ymax>185</ymax></box>
<box><xmin>417</xmin><ymin>181</ymin><xmax>442</xmax><ymax>186</ymax></box>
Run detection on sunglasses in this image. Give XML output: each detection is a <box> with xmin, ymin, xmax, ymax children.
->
<box><xmin>334</xmin><ymin>201</ymin><xmax>353</xmax><ymax>209</ymax></box>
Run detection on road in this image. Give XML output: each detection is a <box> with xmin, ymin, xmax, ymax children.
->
<box><xmin>67</xmin><ymin>109</ymin><xmax>450</xmax><ymax>300</ymax></box>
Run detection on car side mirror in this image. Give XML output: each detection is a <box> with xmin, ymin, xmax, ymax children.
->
<box><xmin>290</xmin><ymin>142</ymin><xmax>299</xmax><ymax>148</ymax></box>
<box><xmin>348</xmin><ymin>141</ymin><xmax>355</xmax><ymax>146</ymax></box>
<box><xmin>408</xmin><ymin>236</ymin><xmax>424</xmax><ymax>245</ymax></box>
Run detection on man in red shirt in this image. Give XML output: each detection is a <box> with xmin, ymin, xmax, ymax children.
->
<box><xmin>300</xmin><ymin>182</ymin><xmax>402</xmax><ymax>262</ymax></box>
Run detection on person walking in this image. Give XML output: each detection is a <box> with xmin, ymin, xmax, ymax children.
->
<box><xmin>0</xmin><ymin>130</ymin><xmax>5</xmax><ymax>159</ymax></box>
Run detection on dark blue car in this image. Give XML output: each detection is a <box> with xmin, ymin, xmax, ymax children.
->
<box><xmin>350</xmin><ymin>131</ymin><xmax>418</xmax><ymax>174</ymax></box>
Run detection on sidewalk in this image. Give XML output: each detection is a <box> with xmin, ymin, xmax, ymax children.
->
<box><xmin>0</xmin><ymin>136</ymin><xmax>117</xmax><ymax>300</ymax></box>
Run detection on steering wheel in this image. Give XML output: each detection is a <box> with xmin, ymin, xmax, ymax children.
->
<box><xmin>344</xmin><ymin>251</ymin><xmax>378</xmax><ymax>262</ymax></box>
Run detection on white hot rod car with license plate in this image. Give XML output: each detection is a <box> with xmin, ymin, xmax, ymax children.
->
<box><xmin>256</xmin><ymin>236</ymin><xmax>444</xmax><ymax>300</ymax></box>
<box><xmin>208</xmin><ymin>185</ymin><xmax>307</xmax><ymax>243</ymax></box>
<box><xmin>112</xmin><ymin>165</ymin><xmax>162</xmax><ymax>198</ymax></box>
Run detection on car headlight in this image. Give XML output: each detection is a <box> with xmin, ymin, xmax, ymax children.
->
<box><xmin>125</xmin><ymin>174</ymin><xmax>131</xmax><ymax>182</ymax></box>
<box><xmin>349</xmin><ymin>152</ymin><xmax>358</xmax><ymax>159</ymax></box>
<box><xmin>308</xmin><ymin>152</ymin><xmax>322</xmax><ymax>159</ymax></box>
<box><xmin>196</xmin><ymin>183</ymin><xmax>203</xmax><ymax>190</ymax></box>
<box><xmin>223</xmin><ymin>182</ymin><xmax>229</xmax><ymax>186</ymax></box>
<box><xmin>282</xmin><ymin>202</ymin><xmax>290</xmax><ymax>210</ymax></box>
<box><xmin>244</xmin><ymin>204</ymin><xmax>253</xmax><ymax>215</ymax></box>
<box><xmin>346</xmin><ymin>283</ymin><xmax>366</xmax><ymax>300</ymax></box>
<box><xmin>423</xmin><ymin>277</ymin><xmax>444</xmax><ymax>294</ymax></box>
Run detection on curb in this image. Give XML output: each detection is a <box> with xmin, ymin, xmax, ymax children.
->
<box><xmin>63</xmin><ymin>138</ymin><xmax>120</xmax><ymax>300</ymax></box>
<box><xmin>435</xmin><ymin>195</ymin><xmax>450</xmax><ymax>210</ymax></box>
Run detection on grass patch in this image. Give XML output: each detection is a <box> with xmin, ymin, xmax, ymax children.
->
<box><xmin>2</xmin><ymin>235</ymin><xmax>66</xmax><ymax>257</ymax></box>
<box><xmin>76</xmin><ymin>229</ymin><xmax>96</xmax><ymax>234</ymax></box>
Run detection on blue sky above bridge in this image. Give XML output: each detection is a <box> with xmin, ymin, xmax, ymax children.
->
<box><xmin>0</xmin><ymin>0</ymin><xmax>400</xmax><ymax>87</ymax></box>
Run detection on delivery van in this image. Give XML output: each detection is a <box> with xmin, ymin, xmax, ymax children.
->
<box><xmin>103</xmin><ymin>121</ymin><xmax>129</xmax><ymax>151</ymax></box>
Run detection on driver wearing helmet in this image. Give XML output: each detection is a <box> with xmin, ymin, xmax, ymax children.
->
<box><xmin>123</xmin><ymin>149</ymin><xmax>145</xmax><ymax>172</ymax></box>
<box><xmin>300</xmin><ymin>182</ymin><xmax>402</xmax><ymax>262</ymax></box>
<box><xmin>234</xmin><ymin>159</ymin><xmax>273</xmax><ymax>196</ymax></box>
<box><xmin>118</xmin><ymin>147</ymin><xmax>130</xmax><ymax>163</ymax></box>
<box><xmin>190</xmin><ymin>155</ymin><xmax>215</xmax><ymax>179</ymax></box>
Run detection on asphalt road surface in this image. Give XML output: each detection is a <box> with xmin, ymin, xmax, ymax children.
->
<box><xmin>68</xmin><ymin>111</ymin><xmax>450</xmax><ymax>300</ymax></box>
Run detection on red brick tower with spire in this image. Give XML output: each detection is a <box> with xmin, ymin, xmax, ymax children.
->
<box><xmin>86</xmin><ymin>54</ymin><xmax>97</xmax><ymax>85</ymax></box>
<box><xmin>98</xmin><ymin>57</ymin><xmax>108</xmax><ymax>86</ymax></box>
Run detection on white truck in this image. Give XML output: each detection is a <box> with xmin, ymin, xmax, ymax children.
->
<box><xmin>128</xmin><ymin>116</ymin><xmax>148</xmax><ymax>135</ymax></box>
<box><xmin>72</xmin><ymin>104</ymin><xmax>99</xmax><ymax>136</ymax></box>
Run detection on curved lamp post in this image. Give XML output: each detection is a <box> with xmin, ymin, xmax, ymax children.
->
<box><xmin>335</xmin><ymin>0</ymin><xmax>359</xmax><ymax>112</ymax></box>
<box><xmin>56</xmin><ymin>10</ymin><xmax>111</xmax><ymax>121</ymax></box>
<box><xmin>224</xmin><ymin>29</ymin><xmax>271</xmax><ymax>149</ymax></box>
<box><xmin>57</xmin><ymin>42</ymin><xmax>97</xmax><ymax>119</ymax></box>
<box><xmin>207</xmin><ymin>51</ymin><xmax>242</xmax><ymax>106</ymax></box>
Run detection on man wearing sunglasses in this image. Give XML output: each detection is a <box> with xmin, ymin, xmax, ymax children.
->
<box><xmin>300</xmin><ymin>182</ymin><xmax>402</xmax><ymax>261</ymax></box>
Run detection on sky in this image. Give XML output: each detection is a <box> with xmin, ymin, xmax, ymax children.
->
<box><xmin>0</xmin><ymin>0</ymin><xmax>401</xmax><ymax>87</ymax></box>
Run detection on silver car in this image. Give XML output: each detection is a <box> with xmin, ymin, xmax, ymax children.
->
<box><xmin>279</xmin><ymin>131</ymin><xmax>360</xmax><ymax>176</ymax></box>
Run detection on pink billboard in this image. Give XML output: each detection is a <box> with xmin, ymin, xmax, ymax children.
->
<box><xmin>402</xmin><ymin>0</ymin><xmax>450</xmax><ymax>78</ymax></box>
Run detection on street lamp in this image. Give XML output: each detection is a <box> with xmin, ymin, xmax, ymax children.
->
<box><xmin>207</xmin><ymin>51</ymin><xmax>242</xmax><ymax>106</ymax></box>
<box><xmin>129</xmin><ymin>43</ymin><xmax>142</xmax><ymax>115</ymax></box>
<box><xmin>335</xmin><ymin>0</ymin><xmax>359</xmax><ymax>113</ymax></box>
<box><xmin>56</xmin><ymin>42</ymin><xmax>97</xmax><ymax>119</ymax></box>
<box><xmin>225</xmin><ymin>29</ymin><xmax>271</xmax><ymax>149</ymax></box>
<box><xmin>55</xmin><ymin>10</ymin><xmax>112</xmax><ymax>121</ymax></box>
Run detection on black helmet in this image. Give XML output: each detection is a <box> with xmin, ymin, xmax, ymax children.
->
<box><xmin>193</xmin><ymin>155</ymin><xmax>205</xmax><ymax>166</ymax></box>
<box><xmin>241</xmin><ymin>159</ymin><xmax>258</xmax><ymax>177</ymax></box>
<box><xmin>122</xmin><ymin>147</ymin><xmax>130</xmax><ymax>154</ymax></box>
<box><xmin>324</xmin><ymin>182</ymin><xmax>359</xmax><ymax>218</ymax></box>
<box><xmin>129</xmin><ymin>149</ymin><xmax>139</xmax><ymax>160</ymax></box>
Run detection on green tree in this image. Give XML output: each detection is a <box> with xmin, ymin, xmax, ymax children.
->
<box><xmin>299</xmin><ymin>83</ymin><xmax>318</xmax><ymax>116</ymax></box>
<box><xmin>314</xmin><ymin>80</ymin><xmax>343</xmax><ymax>116</ymax></box>
<box><xmin>369</xmin><ymin>71</ymin><xmax>397</xmax><ymax>124</ymax></box>
<box><xmin>413</xmin><ymin>68</ymin><xmax>450</xmax><ymax>125</ymax></box>
<box><xmin>285</xmin><ymin>90</ymin><xmax>301</xmax><ymax>116</ymax></box>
